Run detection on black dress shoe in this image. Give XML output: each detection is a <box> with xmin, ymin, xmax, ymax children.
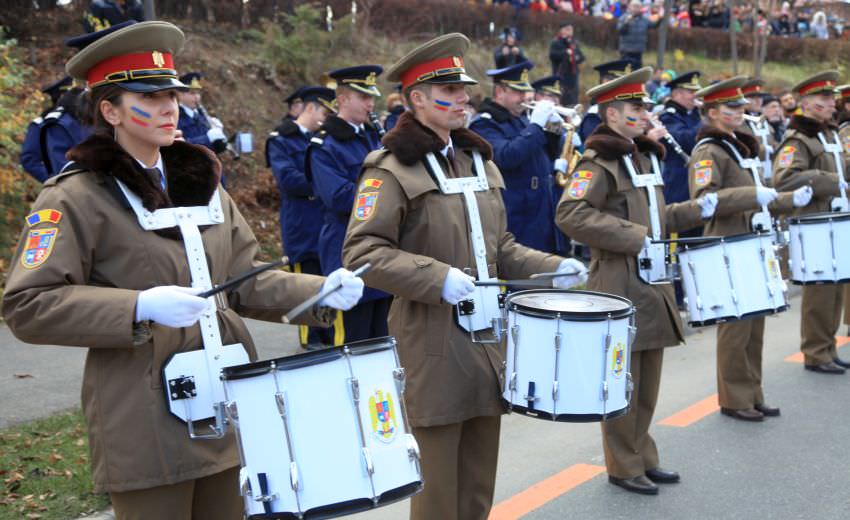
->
<box><xmin>645</xmin><ymin>467</ymin><xmax>680</xmax><ymax>484</ymax></box>
<box><xmin>832</xmin><ymin>357</ymin><xmax>850</xmax><ymax>369</ymax></box>
<box><xmin>720</xmin><ymin>407</ymin><xmax>764</xmax><ymax>421</ymax></box>
<box><xmin>754</xmin><ymin>403</ymin><xmax>781</xmax><ymax>417</ymax></box>
<box><xmin>804</xmin><ymin>362</ymin><xmax>846</xmax><ymax>374</ymax></box>
<box><xmin>608</xmin><ymin>475</ymin><xmax>658</xmax><ymax>495</ymax></box>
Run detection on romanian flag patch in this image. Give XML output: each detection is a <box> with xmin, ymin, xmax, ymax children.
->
<box><xmin>354</xmin><ymin>192</ymin><xmax>379</xmax><ymax>221</ymax></box>
<box><xmin>694</xmin><ymin>167</ymin><xmax>712</xmax><ymax>187</ymax></box>
<box><xmin>567</xmin><ymin>170</ymin><xmax>593</xmax><ymax>199</ymax></box>
<box><xmin>26</xmin><ymin>209</ymin><xmax>62</xmax><ymax>227</ymax></box>
<box><xmin>778</xmin><ymin>146</ymin><xmax>796</xmax><ymax>168</ymax></box>
<box><xmin>359</xmin><ymin>178</ymin><xmax>383</xmax><ymax>191</ymax></box>
<box><xmin>21</xmin><ymin>228</ymin><xmax>58</xmax><ymax>269</ymax></box>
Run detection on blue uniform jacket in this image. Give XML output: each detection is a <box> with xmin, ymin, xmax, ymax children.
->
<box><xmin>40</xmin><ymin>108</ymin><xmax>90</xmax><ymax>180</ymax></box>
<box><xmin>20</xmin><ymin>117</ymin><xmax>48</xmax><ymax>182</ymax></box>
<box><xmin>266</xmin><ymin>119</ymin><xmax>323</xmax><ymax>265</ymax></box>
<box><xmin>578</xmin><ymin>105</ymin><xmax>601</xmax><ymax>144</ymax></box>
<box><xmin>384</xmin><ymin>105</ymin><xmax>405</xmax><ymax>132</ymax></box>
<box><xmin>659</xmin><ymin>100</ymin><xmax>702</xmax><ymax>203</ymax></box>
<box><xmin>306</xmin><ymin>115</ymin><xmax>388</xmax><ymax>302</ymax></box>
<box><xmin>469</xmin><ymin>98</ymin><xmax>560</xmax><ymax>252</ymax></box>
<box><xmin>178</xmin><ymin>105</ymin><xmax>225</xmax><ymax>152</ymax></box>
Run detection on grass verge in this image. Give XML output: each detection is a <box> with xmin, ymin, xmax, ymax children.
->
<box><xmin>0</xmin><ymin>409</ymin><xmax>109</xmax><ymax>520</ymax></box>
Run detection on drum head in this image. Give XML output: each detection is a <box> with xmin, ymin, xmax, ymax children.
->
<box><xmin>508</xmin><ymin>289</ymin><xmax>633</xmax><ymax>320</ymax></box>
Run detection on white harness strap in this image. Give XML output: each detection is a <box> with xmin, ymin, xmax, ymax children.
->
<box><xmin>817</xmin><ymin>131</ymin><xmax>849</xmax><ymax>211</ymax></box>
<box><xmin>622</xmin><ymin>153</ymin><xmax>664</xmax><ymax>240</ymax></box>
<box><xmin>424</xmin><ymin>151</ymin><xmax>492</xmax><ymax>281</ymax></box>
<box><xmin>718</xmin><ymin>138</ymin><xmax>774</xmax><ymax>232</ymax></box>
<box><xmin>748</xmin><ymin>119</ymin><xmax>774</xmax><ymax>181</ymax></box>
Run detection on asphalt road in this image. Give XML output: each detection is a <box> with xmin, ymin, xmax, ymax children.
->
<box><xmin>3</xmin><ymin>289</ymin><xmax>850</xmax><ymax>520</ymax></box>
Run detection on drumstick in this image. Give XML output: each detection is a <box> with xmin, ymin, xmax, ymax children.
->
<box><xmin>529</xmin><ymin>270</ymin><xmax>581</xmax><ymax>279</ymax></box>
<box><xmin>282</xmin><ymin>263</ymin><xmax>372</xmax><ymax>324</ymax></box>
<box><xmin>198</xmin><ymin>258</ymin><xmax>288</xmax><ymax>298</ymax></box>
<box><xmin>474</xmin><ymin>279</ymin><xmax>558</xmax><ymax>288</ymax></box>
<box><xmin>650</xmin><ymin>236</ymin><xmax>722</xmax><ymax>244</ymax></box>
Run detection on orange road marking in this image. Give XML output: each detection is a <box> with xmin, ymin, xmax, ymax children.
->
<box><xmin>658</xmin><ymin>394</ymin><xmax>719</xmax><ymax>427</ymax></box>
<box><xmin>785</xmin><ymin>336</ymin><xmax>850</xmax><ymax>364</ymax></box>
<box><xmin>489</xmin><ymin>463</ymin><xmax>605</xmax><ymax>520</ymax></box>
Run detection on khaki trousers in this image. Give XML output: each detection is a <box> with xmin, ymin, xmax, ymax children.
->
<box><xmin>601</xmin><ymin>349</ymin><xmax>662</xmax><ymax>479</ymax></box>
<box><xmin>716</xmin><ymin>317</ymin><xmax>765</xmax><ymax>409</ymax></box>
<box><xmin>110</xmin><ymin>466</ymin><xmax>242</xmax><ymax>520</ymax></box>
<box><xmin>410</xmin><ymin>415</ymin><xmax>501</xmax><ymax>520</ymax></box>
<box><xmin>801</xmin><ymin>284</ymin><xmax>843</xmax><ymax>365</ymax></box>
<box><xmin>843</xmin><ymin>285</ymin><xmax>850</xmax><ymax>326</ymax></box>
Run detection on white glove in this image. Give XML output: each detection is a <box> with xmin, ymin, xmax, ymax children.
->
<box><xmin>319</xmin><ymin>268</ymin><xmax>365</xmax><ymax>311</ymax></box>
<box><xmin>554</xmin><ymin>158</ymin><xmax>569</xmax><ymax>173</ymax></box>
<box><xmin>441</xmin><ymin>267</ymin><xmax>476</xmax><ymax>305</ymax></box>
<box><xmin>547</xmin><ymin>110</ymin><xmax>564</xmax><ymax>125</ymax></box>
<box><xmin>136</xmin><ymin>286</ymin><xmax>208</xmax><ymax>328</ymax></box>
<box><xmin>552</xmin><ymin>258</ymin><xmax>588</xmax><ymax>289</ymax></box>
<box><xmin>697</xmin><ymin>192</ymin><xmax>718</xmax><ymax>219</ymax></box>
<box><xmin>840</xmin><ymin>178</ymin><xmax>849</xmax><ymax>192</ymax></box>
<box><xmin>755</xmin><ymin>186</ymin><xmax>778</xmax><ymax>206</ymax></box>
<box><xmin>793</xmin><ymin>185</ymin><xmax>813</xmax><ymax>207</ymax></box>
<box><xmin>529</xmin><ymin>100</ymin><xmax>555</xmax><ymax>128</ymax></box>
<box><xmin>207</xmin><ymin>127</ymin><xmax>226</xmax><ymax>143</ymax></box>
<box><xmin>209</xmin><ymin>116</ymin><xmax>224</xmax><ymax>129</ymax></box>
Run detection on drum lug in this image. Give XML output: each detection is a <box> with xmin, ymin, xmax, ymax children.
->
<box><xmin>393</xmin><ymin>367</ymin><xmax>406</xmax><ymax>394</ymax></box>
<box><xmin>601</xmin><ymin>381</ymin><xmax>609</xmax><ymax>401</ymax></box>
<box><xmin>185</xmin><ymin>400</ymin><xmax>227</xmax><ymax>440</ymax></box>
<box><xmin>362</xmin><ymin>447</ymin><xmax>375</xmax><ymax>476</ymax></box>
<box><xmin>552</xmin><ymin>381</ymin><xmax>559</xmax><ymax>402</ymax></box>
<box><xmin>406</xmin><ymin>433</ymin><xmax>421</xmax><ymax>462</ymax></box>
<box><xmin>626</xmin><ymin>372</ymin><xmax>634</xmax><ymax>401</ymax></box>
<box><xmin>510</xmin><ymin>324</ymin><xmax>519</xmax><ymax>348</ymax></box>
<box><xmin>509</xmin><ymin>372</ymin><xmax>517</xmax><ymax>392</ymax></box>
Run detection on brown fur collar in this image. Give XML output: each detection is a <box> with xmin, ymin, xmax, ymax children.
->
<box><xmin>837</xmin><ymin>111</ymin><xmax>850</xmax><ymax>127</ymax></box>
<box><xmin>788</xmin><ymin>114</ymin><xmax>836</xmax><ymax>137</ymax></box>
<box><xmin>381</xmin><ymin>111</ymin><xmax>493</xmax><ymax>166</ymax></box>
<box><xmin>584</xmin><ymin>124</ymin><xmax>666</xmax><ymax>161</ymax></box>
<box><xmin>696</xmin><ymin>125</ymin><xmax>759</xmax><ymax>159</ymax></box>
<box><xmin>67</xmin><ymin>134</ymin><xmax>221</xmax><ymax>213</ymax></box>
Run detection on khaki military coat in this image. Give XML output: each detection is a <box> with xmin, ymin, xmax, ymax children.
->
<box><xmin>556</xmin><ymin>125</ymin><xmax>704</xmax><ymax>351</ymax></box>
<box><xmin>689</xmin><ymin>126</ymin><xmax>795</xmax><ymax>236</ymax></box>
<box><xmin>342</xmin><ymin>113</ymin><xmax>563</xmax><ymax>428</ymax></box>
<box><xmin>773</xmin><ymin>115</ymin><xmax>850</xmax><ymax>215</ymax></box>
<box><xmin>2</xmin><ymin>136</ymin><xmax>330</xmax><ymax>493</ymax></box>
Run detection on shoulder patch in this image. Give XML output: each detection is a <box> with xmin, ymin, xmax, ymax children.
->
<box><xmin>26</xmin><ymin>209</ymin><xmax>63</xmax><ymax>227</ymax></box>
<box><xmin>694</xmin><ymin>160</ymin><xmax>712</xmax><ymax>187</ymax></box>
<box><xmin>567</xmin><ymin>170</ymin><xmax>594</xmax><ymax>199</ymax></box>
<box><xmin>21</xmin><ymin>227</ymin><xmax>59</xmax><ymax>269</ymax></box>
<box><xmin>268</xmin><ymin>131</ymin><xmax>279</xmax><ymax>137</ymax></box>
<box><xmin>777</xmin><ymin>145</ymin><xmax>796</xmax><ymax>168</ymax></box>
<box><xmin>479</xmin><ymin>112</ymin><xmax>492</xmax><ymax>120</ymax></box>
<box><xmin>354</xmin><ymin>191</ymin><xmax>379</xmax><ymax>221</ymax></box>
<box><xmin>359</xmin><ymin>178</ymin><xmax>383</xmax><ymax>191</ymax></box>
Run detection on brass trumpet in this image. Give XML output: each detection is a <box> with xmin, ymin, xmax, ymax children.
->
<box><xmin>522</xmin><ymin>102</ymin><xmax>584</xmax><ymax>128</ymax></box>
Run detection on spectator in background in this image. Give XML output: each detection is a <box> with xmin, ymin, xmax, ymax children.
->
<box><xmin>383</xmin><ymin>90</ymin><xmax>406</xmax><ymax>131</ymax></box>
<box><xmin>779</xmin><ymin>89</ymin><xmax>798</xmax><ymax>119</ymax></box>
<box><xmin>705</xmin><ymin>0</ymin><xmax>730</xmax><ymax>30</ymax></box>
<box><xmin>83</xmin><ymin>0</ymin><xmax>144</xmax><ymax>33</ymax></box>
<box><xmin>617</xmin><ymin>1</ymin><xmax>655</xmax><ymax>70</ymax></box>
<box><xmin>810</xmin><ymin>11</ymin><xmax>829</xmax><ymax>39</ymax></box>
<box><xmin>762</xmin><ymin>95</ymin><xmax>787</xmax><ymax>144</ymax></box>
<box><xmin>690</xmin><ymin>0</ymin><xmax>706</xmax><ymax>27</ymax></box>
<box><xmin>550</xmin><ymin>23</ymin><xmax>585</xmax><ymax>104</ymax></box>
<box><xmin>494</xmin><ymin>28</ymin><xmax>527</xmax><ymax>68</ymax></box>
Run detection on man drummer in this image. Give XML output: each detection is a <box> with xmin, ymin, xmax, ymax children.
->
<box><xmin>773</xmin><ymin>71</ymin><xmax>850</xmax><ymax>374</ymax></box>
<box><xmin>342</xmin><ymin>33</ymin><xmax>587</xmax><ymax>519</ymax></box>
<box><xmin>688</xmin><ymin>77</ymin><xmax>813</xmax><ymax>421</ymax></box>
<box><xmin>556</xmin><ymin>67</ymin><xmax>718</xmax><ymax>495</ymax></box>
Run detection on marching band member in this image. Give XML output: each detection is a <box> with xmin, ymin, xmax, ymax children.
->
<box><xmin>557</xmin><ymin>67</ymin><xmax>718</xmax><ymax>495</ymax></box>
<box><xmin>773</xmin><ymin>71</ymin><xmax>850</xmax><ymax>374</ymax></box>
<box><xmin>470</xmin><ymin>60</ymin><xmax>562</xmax><ymax>252</ymax></box>
<box><xmin>343</xmin><ymin>33</ymin><xmax>586</xmax><ymax>519</ymax></box>
<box><xmin>532</xmin><ymin>75</ymin><xmax>563</xmax><ymax>104</ymax></box>
<box><xmin>307</xmin><ymin>65</ymin><xmax>392</xmax><ymax>345</ymax></box>
<box><xmin>20</xmin><ymin>76</ymin><xmax>79</xmax><ymax>182</ymax></box>
<box><xmin>176</xmin><ymin>72</ymin><xmax>227</xmax><ymax>153</ymax></box>
<box><xmin>1</xmin><ymin>22</ymin><xmax>362</xmax><ymax>519</ymax></box>
<box><xmin>658</xmin><ymin>71</ymin><xmax>702</xmax><ymax>204</ymax></box>
<box><xmin>266</xmin><ymin>86</ymin><xmax>337</xmax><ymax>349</ymax></box>
<box><xmin>739</xmin><ymin>77</ymin><xmax>778</xmax><ymax>185</ymax></box>
<box><xmin>688</xmin><ymin>77</ymin><xmax>812</xmax><ymax>421</ymax></box>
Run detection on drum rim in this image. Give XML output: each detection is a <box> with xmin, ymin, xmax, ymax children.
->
<box><xmin>506</xmin><ymin>402</ymin><xmax>630</xmax><ymax>423</ymax></box>
<box><xmin>221</xmin><ymin>336</ymin><xmax>396</xmax><ymax>380</ymax></box>
<box><xmin>506</xmin><ymin>289</ymin><xmax>635</xmax><ymax>320</ymax></box>
<box><xmin>678</xmin><ymin>231</ymin><xmax>774</xmax><ymax>252</ymax></box>
<box><xmin>788</xmin><ymin>210</ymin><xmax>850</xmax><ymax>224</ymax></box>
<box><xmin>688</xmin><ymin>304</ymin><xmax>789</xmax><ymax>327</ymax></box>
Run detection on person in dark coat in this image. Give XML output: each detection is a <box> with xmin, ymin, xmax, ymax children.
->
<box><xmin>658</xmin><ymin>71</ymin><xmax>703</xmax><ymax>204</ymax></box>
<box><xmin>20</xmin><ymin>76</ymin><xmax>74</xmax><ymax>182</ymax></box>
<box><xmin>176</xmin><ymin>72</ymin><xmax>227</xmax><ymax>153</ymax></box>
<box><xmin>83</xmin><ymin>0</ymin><xmax>144</xmax><ymax>33</ymax></box>
<box><xmin>493</xmin><ymin>28</ymin><xmax>527</xmax><ymax>69</ymax></box>
<box><xmin>549</xmin><ymin>23</ymin><xmax>585</xmax><ymax>106</ymax></box>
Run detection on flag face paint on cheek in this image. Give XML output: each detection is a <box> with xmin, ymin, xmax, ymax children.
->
<box><xmin>433</xmin><ymin>99</ymin><xmax>452</xmax><ymax>112</ymax></box>
<box><xmin>130</xmin><ymin>105</ymin><xmax>153</xmax><ymax>127</ymax></box>
<box><xmin>625</xmin><ymin>115</ymin><xmax>638</xmax><ymax>127</ymax></box>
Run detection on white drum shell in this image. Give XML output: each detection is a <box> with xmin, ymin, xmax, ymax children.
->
<box><xmin>678</xmin><ymin>233</ymin><xmax>787</xmax><ymax>326</ymax></box>
<box><xmin>788</xmin><ymin>214</ymin><xmax>850</xmax><ymax>284</ymax></box>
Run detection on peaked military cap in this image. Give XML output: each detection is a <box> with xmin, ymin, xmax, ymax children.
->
<box><xmin>386</xmin><ymin>33</ymin><xmax>477</xmax><ymax>90</ymax></box>
<box><xmin>837</xmin><ymin>84</ymin><xmax>850</xmax><ymax>101</ymax></box>
<box><xmin>593</xmin><ymin>59</ymin><xmax>632</xmax><ymax>82</ymax></box>
<box><xmin>487</xmin><ymin>60</ymin><xmax>534</xmax><ymax>92</ymax></box>
<box><xmin>667</xmin><ymin>70</ymin><xmax>701</xmax><ymax>91</ymax></box>
<box><xmin>329</xmin><ymin>65</ymin><xmax>383</xmax><ymax>97</ymax></box>
<box><xmin>695</xmin><ymin>75</ymin><xmax>748</xmax><ymax>107</ymax></box>
<box><xmin>741</xmin><ymin>77</ymin><xmax>769</xmax><ymax>97</ymax></box>
<box><xmin>65</xmin><ymin>20</ymin><xmax>137</xmax><ymax>49</ymax></box>
<box><xmin>586</xmin><ymin>66</ymin><xmax>652</xmax><ymax>105</ymax></box>
<box><xmin>42</xmin><ymin>76</ymin><xmax>73</xmax><ymax>96</ymax></box>
<box><xmin>66</xmin><ymin>21</ymin><xmax>187</xmax><ymax>93</ymax></box>
<box><xmin>299</xmin><ymin>86</ymin><xmax>336</xmax><ymax>112</ymax></box>
<box><xmin>285</xmin><ymin>86</ymin><xmax>306</xmax><ymax>104</ymax></box>
<box><xmin>179</xmin><ymin>72</ymin><xmax>203</xmax><ymax>89</ymax></box>
<box><xmin>793</xmin><ymin>70</ymin><xmax>840</xmax><ymax>97</ymax></box>
<box><xmin>531</xmin><ymin>75</ymin><xmax>562</xmax><ymax>96</ymax></box>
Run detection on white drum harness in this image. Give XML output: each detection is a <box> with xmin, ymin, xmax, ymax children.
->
<box><xmin>626</xmin><ymin>153</ymin><xmax>672</xmax><ymax>284</ymax></box>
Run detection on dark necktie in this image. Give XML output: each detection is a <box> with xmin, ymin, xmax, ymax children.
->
<box><xmin>446</xmin><ymin>147</ymin><xmax>458</xmax><ymax>175</ymax></box>
<box><xmin>144</xmin><ymin>167</ymin><xmax>164</xmax><ymax>191</ymax></box>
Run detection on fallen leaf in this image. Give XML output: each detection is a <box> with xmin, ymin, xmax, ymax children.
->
<box><xmin>13</xmin><ymin>373</ymin><xmax>34</xmax><ymax>379</ymax></box>
<box><xmin>47</xmin><ymin>453</ymin><xmax>63</xmax><ymax>463</ymax></box>
<box><xmin>75</xmin><ymin>439</ymin><xmax>84</xmax><ymax>447</ymax></box>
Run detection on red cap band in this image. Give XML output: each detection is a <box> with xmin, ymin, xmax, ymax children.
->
<box><xmin>703</xmin><ymin>86</ymin><xmax>744</xmax><ymax>104</ymax></box>
<box><xmin>799</xmin><ymin>80</ymin><xmax>835</xmax><ymax>96</ymax></box>
<box><xmin>87</xmin><ymin>51</ymin><xmax>175</xmax><ymax>87</ymax></box>
<box><xmin>596</xmin><ymin>82</ymin><xmax>647</xmax><ymax>104</ymax></box>
<box><xmin>400</xmin><ymin>56</ymin><xmax>465</xmax><ymax>90</ymax></box>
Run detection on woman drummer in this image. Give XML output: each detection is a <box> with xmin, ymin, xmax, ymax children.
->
<box><xmin>688</xmin><ymin>76</ymin><xmax>812</xmax><ymax>422</ymax></box>
<box><xmin>1</xmin><ymin>21</ymin><xmax>363</xmax><ymax>519</ymax></box>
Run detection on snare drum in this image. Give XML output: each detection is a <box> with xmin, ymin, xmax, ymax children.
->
<box><xmin>677</xmin><ymin>232</ymin><xmax>787</xmax><ymax>326</ymax></box>
<box><xmin>221</xmin><ymin>337</ymin><xmax>422</xmax><ymax>519</ymax></box>
<box><xmin>503</xmin><ymin>289</ymin><xmax>635</xmax><ymax>422</ymax></box>
<box><xmin>788</xmin><ymin>212</ymin><xmax>850</xmax><ymax>284</ymax></box>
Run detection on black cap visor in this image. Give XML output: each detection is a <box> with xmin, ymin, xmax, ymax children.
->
<box><xmin>115</xmin><ymin>76</ymin><xmax>188</xmax><ymax>93</ymax></box>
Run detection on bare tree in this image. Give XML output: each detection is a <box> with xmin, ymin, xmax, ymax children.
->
<box><xmin>730</xmin><ymin>0</ymin><xmax>739</xmax><ymax>74</ymax></box>
<box><xmin>656</xmin><ymin>0</ymin><xmax>673</xmax><ymax>69</ymax></box>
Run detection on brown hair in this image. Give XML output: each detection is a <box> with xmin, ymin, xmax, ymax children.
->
<box><xmin>599</xmin><ymin>100</ymin><xmax>625</xmax><ymax>125</ymax></box>
<box><xmin>83</xmin><ymin>84</ymin><xmax>126</xmax><ymax>135</ymax></box>
<box><xmin>402</xmin><ymin>83</ymin><xmax>432</xmax><ymax>116</ymax></box>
